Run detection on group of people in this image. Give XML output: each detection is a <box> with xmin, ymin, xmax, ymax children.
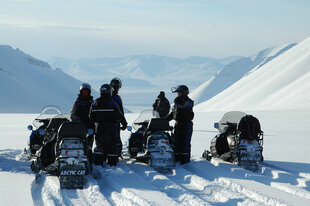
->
<box><xmin>71</xmin><ymin>77</ymin><xmax>194</xmax><ymax>167</ymax></box>
<box><xmin>71</xmin><ymin>78</ymin><xmax>127</xmax><ymax>167</ymax></box>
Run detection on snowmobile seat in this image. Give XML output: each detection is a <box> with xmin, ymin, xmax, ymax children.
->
<box><xmin>57</xmin><ymin>121</ymin><xmax>87</xmax><ymax>140</ymax></box>
<box><xmin>146</xmin><ymin>118</ymin><xmax>173</xmax><ymax>132</ymax></box>
<box><xmin>237</xmin><ymin>115</ymin><xmax>263</xmax><ymax>141</ymax></box>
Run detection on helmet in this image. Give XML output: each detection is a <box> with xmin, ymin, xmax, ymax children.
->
<box><xmin>100</xmin><ymin>84</ymin><xmax>113</xmax><ymax>96</ymax></box>
<box><xmin>160</xmin><ymin>91</ymin><xmax>165</xmax><ymax>96</ymax></box>
<box><xmin>110</xmin><ymin>77</ymin><xmax>122</xmax><ymax>90</ymax></box>
<box><xmin>171</xmin><ymin>85</ymin><xmax>189</xmax><ymax>95</ymax></box>
<box><xmin>80</xmin><ymin>83</ymin><xmax>91</xmax><ymax>91</ymax></box>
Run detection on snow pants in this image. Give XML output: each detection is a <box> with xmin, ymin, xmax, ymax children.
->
<box><xmin>94</xmin><ymin>123</ymin><xmax>119</xmax><ymax>166</ymax></box>
<box><xmin>174</xmin><ymin>121</ymin><xmax>193</xmax><ymax>164</ymax></box>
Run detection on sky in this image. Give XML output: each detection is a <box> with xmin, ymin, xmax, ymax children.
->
<box><xmin>0</xmin><ymin>0</ymin><xmax>310</xmax><ymax>60</ymax></box>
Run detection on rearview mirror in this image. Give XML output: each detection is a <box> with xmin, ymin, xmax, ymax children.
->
<box><xmin>127</xmin><ymin>126</ymin><xmax>132</xmax><ymax>131</ymax></box>
<box><xmin>214</xmin><ymin>123</ymin><xmax>219</xmax><ymax>129</ymax></box>
<box><xmin>27</xmin><ymin>125</ymin><xmax>33</xmax><ymax>130</ymax></box>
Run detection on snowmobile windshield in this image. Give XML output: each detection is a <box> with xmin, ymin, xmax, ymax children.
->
<box><xmin>33</xmin><ymin>105</ymin><xmax>63</xmax><ymax>128</ymax></box>
<box><xmin>132</xmin><ymin>109</ymin><xmax>160</xmax><ymax>131</ymax></box>
<box><xmin>217</xmin><ymin>111</ymin><xmax>247</xmax><ymax>133</ymax></box>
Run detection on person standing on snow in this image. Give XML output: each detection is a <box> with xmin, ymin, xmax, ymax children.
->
<box><xmin>109</xmin><ymin>77</ymin><xmax>128</xmax><ymax>157</ymax></box>
<box><xmin>152</xmin><ymin>91</ymin><xmax>170</xmax><ymax>118</ymax></box>
<box><xmin>89</xmin><ymin>84</ymin><xmax>124</xmax><ymax>166</ymax></box>
<box><xmin>71</xmin><ymin>83</ymin><xmax>95</xmax><ymax>161</ymax></box>
<box><xmin>167</xmin><ymin>85</ymin><xmax>194</xmax><ymax>164</ymax></box>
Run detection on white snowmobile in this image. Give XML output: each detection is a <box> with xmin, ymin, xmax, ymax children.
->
<box><xmin>56</xmin><ymin>121</ymin><xmax>92</xmax><ymax>189</ymax></box>
<box><xmin>127</xmin><ymin>110</ymin><xmax>175</xmax><ymax>172</ymax></box>
<box><xmin>30</xmin><ymin>107</ymin><xmax>92</xmax><ymax>189</ymax></box>
<box><xmin>202</xmin><ymin>111</ymin><xmax>263</xmax><ymax>171</ymax></box>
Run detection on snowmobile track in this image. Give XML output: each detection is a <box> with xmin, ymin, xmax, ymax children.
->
<box><xmin>195</xmin><ymin>158</ymin><xmax>310</xmax><ymax>205</ymax></box>
<box><xmin>124</xmin><ymin>159</ymin><xmax>210</xmax><ymax>206</ymax></box>
<box><xmin>93</xmin><ymin>163</ymin><xmax>178</xmax><ymax>206</ymax></box>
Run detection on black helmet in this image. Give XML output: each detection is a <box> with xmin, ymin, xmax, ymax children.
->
<box><xmin>160</xmin><ymin>91</ymin><xmax>165</xmax><ymax>96</ymax></box>
<box><xmin>100</xmin><ymin>84</ymin><xmax>113</xmax><ymax>96</ymax></box>
<box><xmin>110</xmin><ymin>77</ymin><xmax>122</xmax><ymax>90</ymax></box>
<box><xmin>171</xmin><ymin>85</ymin><xmax>189</xmax><ymax>95</ymax></box>
<box><xmin>80</xmin><ymin>83</ymin><xmax>91</xmax><ymax>91</ymax></box>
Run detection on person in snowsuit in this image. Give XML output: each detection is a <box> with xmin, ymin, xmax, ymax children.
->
<box><xmin>152</xmin><ymin>91</ymin><xmax>170</xmax><ymax>118</ymax></box>
<box><xmin>110</xmin><ymin>77</ymin><xmax>128</xmax><ymax>158</ymax></box>
<box><xmin>167</xmin><ymin>85</ymin><xmax>194</xmax><ymax>164</ymax></box>
<box><xmin>70</xmin><ymin>83</ymin><xmax>95</xmax><ymax>148</ymax></box>
<box><xmin>89</xmin><ymin>84</ymin><xmax>124</xmax><ymax>166</ymax></box>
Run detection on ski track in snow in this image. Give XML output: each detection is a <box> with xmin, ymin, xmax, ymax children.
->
<box><xmin>1</xmin><ymin>149</ymin><xmax>310</xmax><ymax>205</ymax></box>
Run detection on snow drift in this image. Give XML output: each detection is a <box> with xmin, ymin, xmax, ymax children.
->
<box><xmin>194</xmin><ymin>36</ymin><xmax>310</xmax><ymax>111</ymax></box>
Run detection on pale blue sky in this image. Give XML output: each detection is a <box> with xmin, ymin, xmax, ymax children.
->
<box><xmin>0</xmin><ymin>0</ymin><xmax>309</xmax><ymax>60</ymax></box>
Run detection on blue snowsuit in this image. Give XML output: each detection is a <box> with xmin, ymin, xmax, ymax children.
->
<box><xmin>167</xmin><ymin>95</ymin><xmax>194</xmax><ymax>164</ymax></box>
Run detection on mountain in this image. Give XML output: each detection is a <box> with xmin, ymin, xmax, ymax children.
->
<box><xmin>48</xmin><ymin>55</ymin><xmax>243</xmax><ymax>107</ymax></box>
<box><xmin>189</xmin><ymin>43</ymin><xmax>297</xmax><ymax>105</ymax></box>
<box><xmin>194</xmin><ymin>36</ymin><xmax>310</xmax><ymax>111</ymax></box>
<box><xmin>0</xmin><ymin>45</ymin><xmax>99</xmax><ymax>113</ymax></box>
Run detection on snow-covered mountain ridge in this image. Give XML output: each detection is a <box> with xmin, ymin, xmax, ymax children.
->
<box><xmin>0</xmin><ymin>45</ymin><xmax>99</xmax><ymax>113</ymax></box>
<box><xmin>194</xmin><ymin>36</ymin><xmax>310</xmax><ymax>111</ymax></box>
<box><xmin>48</xmin><ymin>55</ymin><xmax>243</xmax><ymax>106</ymax></box>
<box><xmin>189</xmin><ymin>43</ymin><xmax>297</xmax><ymax>105</ymax></box>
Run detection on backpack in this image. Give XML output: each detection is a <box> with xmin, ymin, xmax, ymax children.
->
<box><xmin>237</xmin><ymin>115</ymin><xmax>262</xmax><ymax>141</ymax></box>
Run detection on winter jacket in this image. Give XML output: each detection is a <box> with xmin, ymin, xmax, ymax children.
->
<box><xmin>153</xmin><ymin>94</ymin><xmax>170</xmax><ymax>118</ymax></box>
<box><xmin>167</xmin><ymin>95</ymin><xmax>194</xmax><ymax>122</ymax></box>
<box><xmin>89</xmin><ymin>94</ymin><xmax>123</xmax><ymax>134</ymax></box>
<box><xmin>70</xmin><ymin>94</ymin><xmax>94</xmax><ymax>128</ymax></box>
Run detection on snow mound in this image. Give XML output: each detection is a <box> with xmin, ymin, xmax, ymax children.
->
<box><xmin>194</xmin><ymin>36</ymin><xmax>310</xmax><ymax>111</ymax></box>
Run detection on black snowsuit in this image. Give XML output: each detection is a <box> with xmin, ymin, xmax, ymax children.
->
<box><xmin>70</xmin><ymin>94</ymin><xmax>94</xmax><ymax>147</ymax></box>
<box><xmin>112</xmin><ymin>92</ymin><xmax>128</xmax><ymax>157</ymax></box>
<box><xmin>153</xmin><ymin>94</ymin><xmax>170</xmax><ymax>118</ymax></box>
<box><xmin>89</xmin><ymin>94</ymin><xmax>123</xmax><ymax>166</ymax></box>
<box><xmin>167</xmin><ymin>95</ymin><xmax>194</xmax><ymax>164</ymax></box>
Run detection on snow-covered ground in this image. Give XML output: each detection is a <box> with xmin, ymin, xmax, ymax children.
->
<box><xmin>1</xmin><ymin>110</ymin><xmax>310</xmax><ymax>206</ymax></box>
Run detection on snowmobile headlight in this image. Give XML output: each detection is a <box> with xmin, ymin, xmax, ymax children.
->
<box><xmin>127</xmin><ymin>126</ymin><xmax>132</xmax><ymax>131</ymax></box>
<box><xmin>39</xmin><ymin>129</ymin><xmax>45</xmax><ymax>136</ymax></box>
<box><xmin>214</xmin><ymin>123</ymin><xmax>219</xmax><ymax>129</ymax></box>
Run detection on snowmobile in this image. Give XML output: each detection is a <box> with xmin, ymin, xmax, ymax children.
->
<box><xmin>127</xmin><ymin>110</ymin><xmax>175</xmax><ymax>172</ymax></box>
<box><xmin>202</xmin><ymin>111</ymin><xmax>264</xmax><ymax>171</ymax></box>
<box><xmin>30</xmin><ymin>108</ymin><xmax>92</xmax><ymax>189</ymax></box>
<box><xmin>25</xmin><ymin>106</ymin><xmax>63</xmax><ymax>156</ymax></box>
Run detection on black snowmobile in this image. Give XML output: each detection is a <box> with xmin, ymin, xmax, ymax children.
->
<box><xmin>202</xmin><ymin>111</ymin><xmax>264</xmax><ymax>171</ymax></box>
<box><xmin>127</xmin><ymin>110</ymin><xmax>175</xmax><ymax>172</ymax></box>
<box><xmin>25</xmin><ymin>106</ymin><xmax>63</xmax><ymax>156</ymax></box>
<box><xmin>30</xmin><ymin>108</ymin><xmax>92</xmax><ymax>189</ymax></box>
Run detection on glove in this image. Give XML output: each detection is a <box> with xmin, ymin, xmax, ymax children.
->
<box><xmin>121</xmin><ymin>123</ymin><xmax>128</xmax><ymax>131</ymax></box>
